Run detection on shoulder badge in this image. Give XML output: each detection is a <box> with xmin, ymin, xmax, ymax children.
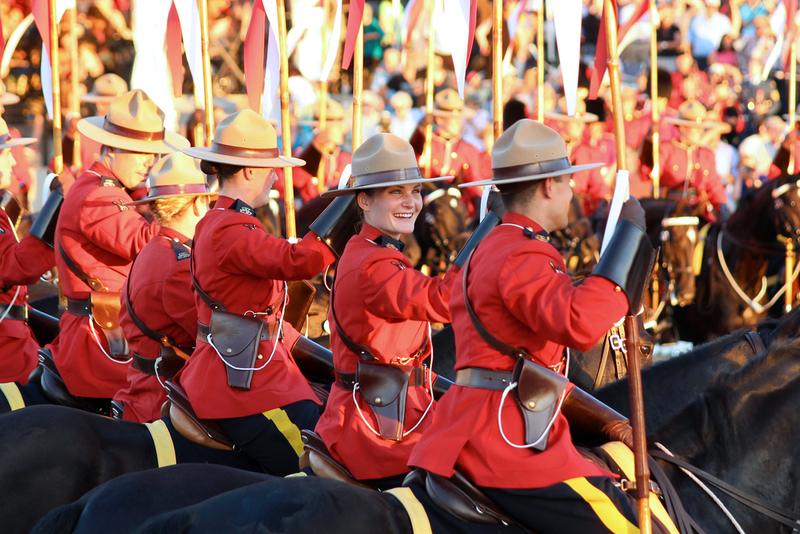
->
<box><xmin>376</xmin><ymin>234</ymin><xmax>406</xmax><ymax>252</ymax></box>
<box><xmin>390</xmin><ymin>261</ymin><xmax>407</xmax><ymax>270</ymax></box>
<box><xmin>170</xmin><ymin>239</ymin><xmax>192</xmax><ymax>261</ymax></box>
<box><xmin>112</xmin><ymin>200</ymin><xmax>129</xmax><ymax>211</ymax></box>
<box><xmin>523</xmin><ymin>227</ymin><xmax>551</xmax><ymax>243</ymax></box>
<box><xmin>100</xmin><ymin>175</ymin><xmax>123</xmax><ymax>188</ymax></box>
<box><xmin>549</xmin><ymin>261</ymin><xmax>565</xmax><ymax>274</ymax></box>
<box><xmin>229</xmin><ymin>199</ymin><xmax>255</xmax><ymax>216</ymax></box>
<box><xmin>243</xmin><ymin>224</ymin><xmax>257</xmax><ymax>230</ymax></box>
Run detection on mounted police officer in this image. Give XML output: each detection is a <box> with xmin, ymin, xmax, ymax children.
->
<box><xmin>409</xmin><ymin>119</ymin><xmax>665</xmax><ymax>534</ymax></box>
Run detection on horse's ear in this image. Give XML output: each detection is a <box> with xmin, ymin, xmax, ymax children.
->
<box><xmin>422</xmin><ymin>181</ymin><xmax>437</xmax><ymax>194</ymax></box>
<box><xmin>451</xmin><ymin>166</ymin><xmax>466</xmax><ymax>187</ymax></box>
<box><xmin>674</xmin><ymin>197</ymin><xmax>688</xmax><ymax>214</ymax></box>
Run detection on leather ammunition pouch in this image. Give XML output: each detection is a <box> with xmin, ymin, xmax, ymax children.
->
<box><xmin>29</xmin><ymin>188</ymin><xmax>64</xmax><ymax>248</ymax></box>
<box><xmin>404</xmin><ymin>469</ymin><xmax>514</xmax><ymax>527</ymax></box>
<box><xmin>355</xmin><ymin>361</ymin><xmax>417</xmax><ymax>442</ymax></box>
<box><xmin>308</xmin><ymin>195</ymin><xmax>360</xmax><ymax>257</ymax></box>
<box><xmin>593</xmin><ymin>220</ymin><xmax>656</xmax><ymax>314</ymax></box>
<box><xmin>285</xmin><ymin>280</ymin><xmax>316</xmax><ymax>332</ymax></box>
<box><xmin>513</xmin><ymin>358</ymin><xmax>569</xmax><ymax>450</ymax></box>
<box><xmin>164</xmin><ymin>380</ymin><xmax>235</xmax><ymax>450</ymax></box>
<box><xmin>209</xmin><ymin>310</ymin><xmax>278</xmax><ymax>391</ymax></box>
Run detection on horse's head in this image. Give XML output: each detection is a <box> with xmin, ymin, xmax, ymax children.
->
<box><xmin>771</xmin><ymin>175</ymin><xmax>800</xmax><ymax>243</ymax></box>
<box><xmin>658</xmin><ymin>199</ymin><xmax>701</xmax><ymax>307</ymax></box>
<box><xmin>416</xmin><ymin>185</ymin><xmax>470</xmax><ymax>273</ymax></box>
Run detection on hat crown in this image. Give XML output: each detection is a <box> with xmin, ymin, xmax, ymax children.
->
<box><xmin>314</xmin><ymin>100</ymin><xmax>345</xmax><ymax>121</ymax></box>
<box><xmin>492</xmin><ymin>120</ymin><xmax>568</xmax><ymax>170</ymax></box>
<box><xmin>434</xmin><ymin>89</ymin><xmax>464</xmax><ymax>113</ymax></box>
<box><xmin>678</xmin><ymin>100</ymin><xmax>708</xmax><ymax>123</ymax></box>
<box><xmin>213</xmin><ymin>109</ymin><xmax>280</xmax><ymax>150</ymax></box>
<box><xmin>105</xmin><ymin>89</ymin><xmax>165</xmax><ymax>134</ymax></box>
<box><xmin>147</xmin><ymin>152</ymin><xmax>206</xmax><ymax>189</ymax></box>
<box><xmin>91</xmin><ymin>74</ymin><xmax>128</xmax><ymax>97</ymax></box>
<box><xmin>352</xmin><ymin>133</ymin><xmax>418</xmax><ymax>177</ymax></box>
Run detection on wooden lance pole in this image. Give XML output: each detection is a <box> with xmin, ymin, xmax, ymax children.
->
<box><xmin>277</xmin><ymin>0</ymin><xmax>297</xmax><ymax>237</ymax></box>
<box><xmin>422</xmin><ymin>0</ymin><xmax>435</xmax><ymax>178</ymax></box>
<box><xmin>649</xmin><ymin>0</ymin><xmax>659</xmax><ymax>198</ymax></box>
<box><xmin>197</xmin><ymin>0</ymin><xmax>215</xmax><ymax>147</ymax></box>
<box><xmin>537</xmin><ymin>1</ymin><xmax>544</xmax><ymax>123</ymax></box>
<box><xmin>603</xmin><ymin>0</ymin><xmax>651</xmax><ymax>532</ymax></box>
<box><xmin>68</xmin><ymin>6</ymin><xmax>80</xmax><ymax>171</ymax></box>
<box><xmin>49</xmin><ymin>0</ymin><xmax>63</xmax><ymax>175</ymax></box>
<box><xmin>352</xmin><ymin>19</ymin><xmax>364</xmax><ymax>149</ymax></box>
<box><xmin>789</xmin><ymin>22</ymin><xmax>797</xmax><ymax>175</ymax></box>
<box><xmin>317</xmin><ymin>0</ymin><xmax>331</xmax><ymax>194</ymax></box>
<box><xmin>492</xmin><ymin>0</ymin><xmax>503</xmax><ymax>140</ymax></box>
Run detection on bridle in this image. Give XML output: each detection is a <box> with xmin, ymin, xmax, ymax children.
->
<box><xmin>771</xmin><ymin>178</ymin><xmax>800</xmax><ymax>244</ymax></box>
<box><xmin>422</xmin><ymin>188</ymin><xmax>466</xmax><ymax>272</ymax></box>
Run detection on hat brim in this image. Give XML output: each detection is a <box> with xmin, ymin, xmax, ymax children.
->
<box><xmin>123</xmin><ymin>190</ymin><xmax>217</xmax><ymax>206</ymax></box>
<box><xmin>459</xmin><ymin>162</ymin><xmax>605</xmax><ymax>188</ymax></box>
<box><xmin>80</xmin><ymin>94</ymin><xmax>120</xmax><ymax>104</ymax></box>
<box><xmin>0</xmin><ymin>137</ymin><xmax>36</xmax><ymax>150</ymax></box>
<box><xmin>321</xmin><ymin>175</ymin><xmax>446</xmax><ymax>198</ymax></box>
<box><xmin>298</xmin><ymin>119</ymin><xmax>347</xmax><ymax>127</ymax></box>
<box><xmin>0</xmin><ymin>94</ymin><xmax>20</xmax><ymax>105</ymax></box>
<box><xmin>78</xmin><ymin>116</ymin><xmax>190</xmax><ymax>154</ymax></box>
<box><xmin>425</xmin><ymin>107</ymin><xmax>477</xmax><ymax>119</ymax></box>
<box><xmin>544</xmin><ymin>111</ymin><xmax>599</xmax><ymax>123</ymax></box>
<box><xmin>182</xmin><ymin>146</ymin><xmax>305</xmax><ymax>168</ymax></box>
<box><xmin>664</xmin><ymin>117</ymin><xmax>720</xmax><ymax>129</ymax></box>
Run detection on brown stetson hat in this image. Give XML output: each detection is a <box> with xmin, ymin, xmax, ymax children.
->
<box><xmin>77</xmin><ymin>89</ymin><xmax>189</xmax><ymax>154</ymax></box>
<box><xmin>0</xmin><ymin>80</ymin><xmax>20</xmax><ymax>106</ymax></box>
<box><xmin>460</xmin><ymin>119</ymin><xmax>603</xmax><ymax>188</ymax></box>
<box><xmin>124</xmin><ymin>152</ymin><xmax>216</xmax><ymax>205</ymax></box>
<box><xmin>425</xmin><ymin>89</ymin><xmax>476</xmax><ymax>119</ymax></box>
<box><xmin>183</xmin><ymin>109</ymin><xmax>304</xmax><ymax>168</ymax></box>
<box><xmin>544</xmin><ymin>96</ymin><xmax>599</xmax><ymax>123</ymax></box>
<box><xmin>321</xmin><ymin>133</ymin><xmax>442</xmax><ymax>198</ymax></box>
<box><xmin>0</xmin><ymin>119</ymin><xmax>36</xmax><ymax>150</ymax></box>
<box><xmin>81</xmin><ymin>73</ymin><xmax>129</xmax><ymax>103</ymax></box>
<box><xmin>664</xmin><ymin>100</ymin><xmax>719</xmax><ymax>129</ymax></box>
<box><xmin>300</xmin><ymin>99</ymin><xmax>347</xmax><ymax>127</ymax></box>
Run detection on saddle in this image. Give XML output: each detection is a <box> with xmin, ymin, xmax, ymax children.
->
<box><xmin>298</xmin><ymin>430</ymin><xmax>373</xmax><ymax>489</ymax></box>
<box><xmin>37</xmin><ymin>348</ymin><xmax>111</xmax><ymax>416</ymax></box>
<box><xmin>163</xmin><ymin>381</ymin><xmax>236</xmax><ymax>450</ymax></box>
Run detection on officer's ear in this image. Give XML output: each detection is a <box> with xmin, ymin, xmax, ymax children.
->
<box><xmin>357</xmin><ymin>191</ymin><xmax>371</xmax><ymax>212</ymax></box>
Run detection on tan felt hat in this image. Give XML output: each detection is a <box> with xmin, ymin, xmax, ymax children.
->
<box><xmin>125</xmin><ymin>151</ymin><xmax>215</xmax><ymax>205</ymax></box>
<box><xmin>183</xmin><ymin>109</ymin><xmax>304</xmax><ymax>168</ymax></box>
<box><xmin>77</xmin><ymin>89</ymin><xmax>189</xmax><ymax>154</ymax></box>
<box><xmin>321</xmin><ymin>133</ymin><xmax>442</xmax><ymax>198</ymax></box>
<box><xmin>544</xmin><ymin>96</ymin><xmax>598</xmax><ymax>123</ymax></box>
<box><xmin>0</xmin><ymin>80</ymin><xmax>20</xmax><ymax>106</ymax></box>
<box><xmin>81</xmin><ymin>73</ymin><xmax>129</xmax><ymax>103</ymax></box>
<box><xmin>460</xmin><ymin>119</ymin><xmax>603</xmax><ymax>188</ymax></box>
<box><xmin>664</xmin><ymin>100</ymin><xmax>720</xmax><ymax>129</ymax></box>
<box><xmin>425</xmin><ymin>89</ymin><xmax>476</xmax><ymax>119</ymax></box>
<box><xmin>300</xmin><ymin>99</ymin><xmax>347</xmax><ymax>126</ymax></box>
<box><xmin>0</xmin><ymin>118</ymin><xmax>36</xmax><ymax>150</ymax></box>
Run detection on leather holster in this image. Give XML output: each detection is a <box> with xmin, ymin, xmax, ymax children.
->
<box><xmin>90</xmin><ymin>291</ymin><xmax>129</xmax><ymax>360</ymax></box>
<box><xmin>356</xmin><ymin>360</ymin><xmax>413</xmax><ymax>442</ymax></box>
<box><xmin>209</xmin><ymin>310</ymin><xmax>271</xmax><ymax>391</ymax></box>
<box><xmin>513</xmin><ymin>358</ymin><xmax>569</xmax><ymax>451</ymax></box>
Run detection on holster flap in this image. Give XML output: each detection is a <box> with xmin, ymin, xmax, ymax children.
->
<box><xmin>90</xmin><ymin>291</ymin><xmax>122</xmax><ymax>329</ymax></box>
<box><xmin>209</xmin><ymin>310</ymin><xmax>267</xmax><ymax>391</ymax></box>
<box><xmin>513</xmin><ymin>358</ymin><xmax>569</xmax><ymax>450</ymax></box>
<box><xmin>356</xmin><ymin>361</ymin><xmax>412</xmax><ymax>442</ymax></box>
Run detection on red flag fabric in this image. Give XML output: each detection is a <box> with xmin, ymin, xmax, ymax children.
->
<box><xmin>342</xmin><ymin>0</ymin><xmax>365</xmax><ymax>70</ymax></box>
<box><xmin>31</xmin><ymin>0</ymin><xmax>51</xmax><ymax>59</ymax></box>
<box><xmin>466</xmin><ymin>0</ymin><xmax>478</xmax><ymax>66</ymax></box>
<box><xmin>404</xmin><ymin>0</ymin><xmax>425</xmax><ymax>45</ymax></box>
<box><xmin>244</xmin><ymin>0</ymin><xmax>267</xmax><ymax>113</ymax></box>
<box><xmin>165</xmin><ymin>1</ymin><xmax>183</xmax><ymax>98</ymax></box>
<box><xmin>588</xmin><ymin>0</ymin><xmax>648</xmax><ymax>100</ymax></box>
<box><xmin>0</xmin><ymin>9</ymin><xmax>5</xmax><ymax>62</ymax></box>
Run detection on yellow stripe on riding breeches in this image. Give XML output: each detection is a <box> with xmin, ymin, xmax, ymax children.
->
<box><xmin>145</xmin><ymin>419</ymin><xmax>177</xmax><ymax>467</ymax></box>
<box><xmin>263</xmin><ymin>407</ymin><xmax>305</xmax><ymax>457</ymax></box>
<box><xmin>386</xmin><ymin>487</ymin><xmax>433</xmax><ymax>534</ymax></box>
<box><xmin>564</xmin><ymin>477</ymin><xmax>640</xmax><ymax>534</ymax></box>
<box><xmin>0</xmin><ymin>382</ymin><xmax>24</xmax><ymax>411</ymax></box>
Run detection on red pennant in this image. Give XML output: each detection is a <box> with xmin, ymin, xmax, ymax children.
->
<box><xmin>342</xmin><ymin>0</ymin><xmax>365</xmax><ymax>70</ymax></box>
<box><xmin>466</xmin><ymin>0</ymin><xmax>478</xmax><ymax>67</ymax></box>
<box><xmin>0</xmin><ymin>9</ymin><xmax>5</xmax><ymax>63</ymax></box>
<box><xmin>405</xmin><ymin>0</ymin><xmax>425</xmax><ymax>45</ymax></box>
<box><xmin>31</xmin><ymin>0</ymin><xmax>51</xmax><ymax>59</ymax></box>
<box><xmin>165</xmin><ymin>2</ymin><xmax>183</xmax><ymax>98</ymax></box>
<box><xmin>244</xmin><ymin>0</ymin><xmax>267</xmax><ymax>113</ymax></box>
<box><xmin>784</xmin><ymin>0</ymin><xmax>798</xmax><ymax>73</ymax></box>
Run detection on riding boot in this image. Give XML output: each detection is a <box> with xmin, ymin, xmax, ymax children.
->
<box><xmin>561</xmin><ymin>386</ymin><xmax>633</xmax><ymax>449</ymax></box>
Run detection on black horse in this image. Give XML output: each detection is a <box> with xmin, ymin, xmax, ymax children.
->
<box><xmin>128</xmin><ymin>338</ymin><xmax>800</xmax><ymax>534</ymax></box>
<box><xmin>675</xmin><ymin>176</ymin><xmax>800</xmax><ymax>343</ymax></box>
<box><xmin>414</xmin><ymin>185</ymin><xmax>470</xmax><ymax>276</ymax></box>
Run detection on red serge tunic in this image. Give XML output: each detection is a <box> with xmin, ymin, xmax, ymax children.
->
<box><xmin>0</xmin><ymin>209</ymin><xmax>55</xmax><ymax>382</ymax></box>
<box><xmin>49</xmin><ymin>161</ymin><xmax>160</xmax><ymax>398</ymax></box>
<box><xmin>113</xmin><ymin>228</ymin><xmax>195</xmax><ymax>423</ymax></box>
<box><xmin>569</xmin><ymin>135</ymin><xmax>614</xmax><ymax>215</ymax></box>
<box><xmin>291</xmin><ymin>150</ymin><xmax>353</xmax><ymax>202</ymax></box>
<box><xmin>652</xmin><ymin>140</ymin><xmax>728</xmax><ymax>211</ymax></box>
<box><xmin>177</xmin><ymin>196</ymin><xmax>336</xmax><ymax>420</ymax></box>
<box><xmin>409</xmin><ymin>213</ymin><xmax>628</xmax><ymax>489</ymax></box>
<box><xmin>425</xmin><ymin>135</ymin><xmax>492</xmax><ymax>216</ymax></box>
<box><xmin>315</xmin><ymin>223</ymin><xmax>459</xmax><ymax>481</ymax></box>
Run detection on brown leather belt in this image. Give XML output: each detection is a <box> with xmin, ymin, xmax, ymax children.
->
<box><xmin>197</xmin><ymin>321</ymin><xmax>280</xmax><ymax>343</ymax></box>
<box><xmin>132</xmin><ymin>351</ymin><xmax>186</xmax><ymax>378</ymax></box>
<box><xmin>335</xmin><ymin>366</ymin><xmax>429</xmax><ymax>391</ymax></box>
<box><xmin>0</xmin><ymin>303</ymin><xmax>28</xmax><ymax>321</ymax></box>
<box><xmin>454</xmin><ymin>368</ymin><xmax>514</xmax><ymax>391</ymax></box>
<box><xmin>67</xmin><ymin>298</ymin><xmax>92</xmax><ymax>316</ymax></box>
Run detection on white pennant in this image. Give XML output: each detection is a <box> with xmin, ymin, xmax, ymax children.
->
<box><xmin>41</xmin><ymin>0</ymin><xmax>75</xmax><ymax>120</ymax></box>
<box><xmin>262</xmin><ymin>0</ymin><xmax>281</xmax><ymax>119</ymax></box>
<box><xmin>442</xmin><ymin>0</ymin><xmax>471</xmax><ymax>99</ymax></box>
<box><xmin>172</xmin><ymin>0</ymin><xmax>205</xmax><ymax>109</ymax></box>
<box><xmin>551</xmin><ymin>0</ymin><xmax>582</xmax><ymax>116</ymax></box>
<box><xmin>320</xmin><ymin>0</ymin><xmax>343</xmax><ymax>82</ymax></box>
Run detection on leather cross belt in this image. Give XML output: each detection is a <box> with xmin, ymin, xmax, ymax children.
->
<box><xmin>0</xmin><ymin>303</ymin><xmax>28</xmax><ymax>321</ymax></box>
<box><xmin>335</xmin><ymin>366</ymin><xmax>428</xmax><ymax>391</ymax></box>
<box><xmin>454</xmin><ymin>367</ymin><xmax>514</xmax><ymax>391</ymax></box>
<box><xmin>67</xmin><ymin>298</ymin><xmax>92</xmax><ymax>317</ymax></box>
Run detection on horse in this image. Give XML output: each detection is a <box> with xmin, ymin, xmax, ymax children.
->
<box><xmin>675</xmin><ymin>175</ymin><xmax>800</xmax><ymax>343</ymax></box>
<box><xmin>128</xmin><ymin>338</ymin><xmax>800</xmax><ymax>534</ymax></box>
<box><xmin>413</xmin><ymin>185</ymin><xmax>470</xmax><ymax>276</ymax></box>
<box><xmin>550</xmin><ymin>194</ymin><xmax>601</xmax><ymax>275</ymax></box>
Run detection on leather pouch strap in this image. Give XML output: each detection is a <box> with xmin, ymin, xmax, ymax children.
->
<box><xmin>132</xmin><ymin>348</ymin><xmax>187</xmax><ymax>379</ymax></box>
<box><xmin>67</xmin><ymin>298</ymin><xmax>92</xmax><ymax>316</ymax></box>
<box><xmin>336</xmin><ymin>366</ymin><xmax>427</xmax><ymax>391</ymax></box>
<box><xmin>125</xmin><ymin>254</ymin><xmax>179</xmax><ymax>348</ymax></box>
<box><xmin>454</xmin><ymin>368</ymin><xmax>513</xmax><ymax>391</ymax></box>
<box><xmin>513</xmin><ymin>358</ymin><xmax>569</xmax><ymax>450</ymax></box>
<box><xmin>0</xmin><ymin>303</ymin><xmax>28</xmax><ymax>321</ymax></box>
<box><xmin>58</xmin><ymin>241</ymin><xmax>108</xmax><ymax>291</ymax></box>
<box><xmin>356</xmin><ymin>360</ymin><xmax>413</xmax><ymax>442</ymax></box>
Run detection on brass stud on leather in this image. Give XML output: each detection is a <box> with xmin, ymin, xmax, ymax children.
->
<box><xmin>528</xmin><ymin>401</ymin><xmax>536</xmax><ymax>409</ymax></box>
<box><xmin>106</xmin><ymin>322</ymin><xmax>113</xmax><ymax>327</ymax></box>
<box><xmin>226</xmin><ymin>348</ymin><xmax>232</xmax><ymax>353</ymax></box>
<box><xmin>375</xmin><ymin>397</ymin><xmax>382</xmax><ymax>404</ymax></box>
<box><xmin>257</xmin><ymin>354</ymin><xmax>263</xmax><ymax>360</ymax></box>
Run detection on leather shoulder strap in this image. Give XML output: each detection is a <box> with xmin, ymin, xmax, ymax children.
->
<box><xmin>189</xmin><ymin>247</ymin><xmax>228</xmax><ymax>312</ymax></box>
<box><xmin>124</xmin><ymin>245</ymin><xmax>178</xmax><ymax>346</ymax></box>
<box><xmin>57</xmin><ymin>240</ymin><xmax>108</xmax><ymax>291</ymax></box>
<box><xmin>330</xmin><ymin>268</ymin><xmax>378</xmax><ymax>361</ymax></box>
<box><xmin>462</xmin><ymin>249</ymin><xmax>535</xmax><ymax>362</ymax></box>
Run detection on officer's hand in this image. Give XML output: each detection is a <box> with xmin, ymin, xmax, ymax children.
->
<box><xmin>619</xmin><ymin>197</ymin><xmax>646</xmax><ymax>232</ymax></box>
<box><xmin>604</xmin><ymin>421</ymin><xmax>634</xmax><ymax>450</ymax></box>
<box><xmin>48</xmin><ymin>168</ymin><xmax>75</xmax><ymax>195</ymax></box>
